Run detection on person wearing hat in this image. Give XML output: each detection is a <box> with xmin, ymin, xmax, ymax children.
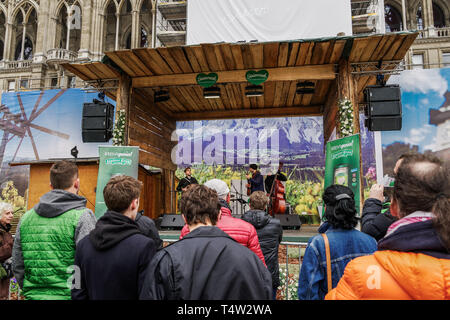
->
<box><xmin>179</xmin><ymin>179</ymin><xmax>266</xmax><ymax>265</ymax></box>
<box><xmin>246</xmin><ymin>164</ymin><xmax>264</xmax><ymax>195</ymax></box>
<box><xmin>176</xmin><ymin>167</ymin><xmax>198</xmax><ymax>193</ymax></box>
<box><xmin>297</xmin><ymin>184</ymin><xmax>377</xmax><ymax>300</ymax></box>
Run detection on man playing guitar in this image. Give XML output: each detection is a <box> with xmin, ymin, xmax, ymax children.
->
<box><xmin>246</xmin><ymin>164</ymin><xmax>264</xmax><ymax>195</ymax></box>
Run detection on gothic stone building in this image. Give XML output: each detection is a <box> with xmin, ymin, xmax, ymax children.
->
<box><xmin>0</xmin><ymin>0</ymin><xmax>448</xmax><ymax>93</ymax></box>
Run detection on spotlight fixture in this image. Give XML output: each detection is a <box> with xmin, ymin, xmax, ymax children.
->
<box><xmin>203</xmin><ymin>86</ymin><xmax>221</xmax><ymax>99</ymax></box>
<box><xmin>245</xmin><ymin>85</ymin><xmax>264</xmax><ymax>97</ymax></box>
<box><xmin>71</xmin><ymin>146</ymin><xmax>78</xmax><ymax>159</ymax></box>
<box><xmin>296</xmin><ymin>81</ymin><xmax>315</xmax><ymax>94</ymax></box>
<box><xmin>154</xmin><ymin>89</ymin><xmax>170</xmax><ymax>103</ymax></box>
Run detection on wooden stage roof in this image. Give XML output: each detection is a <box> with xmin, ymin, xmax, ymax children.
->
<box><xmin>62</xmin><ymin>31</ymin><xmax>418</xmax><ymax>121</ymax></box>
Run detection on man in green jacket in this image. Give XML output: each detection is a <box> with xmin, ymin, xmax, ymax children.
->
<box><xmin>12</xmin><ymin>160</ymin><xmax>97</xmax><ymax>300</ymax></box>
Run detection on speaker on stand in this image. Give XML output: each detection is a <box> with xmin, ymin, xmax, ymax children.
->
<box><xmin>82</xmin><ymin>100</ymin><xmax>114</xmax><ymax>142</ymax></box>
<box><xmin>364</xmin><ymin>83</ymin><xmax>402</xmax><ymax>131</ymax></box>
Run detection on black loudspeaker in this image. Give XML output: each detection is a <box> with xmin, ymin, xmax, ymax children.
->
<box><xmin>364</xmin><ymin>85</ymin><xmax>402</xmax><ymax>131</ymax></box>
<box><xmin>160</xmin><ymin>214</ymin><xmax>185</xmax><ymax>230</ymax></box>
<box><xmin>82</xmin><ymin>102</ymin><xmax>114</xmax><ymax>142</ymax></box>
<box><xmin>274</xmin><ymin>214</ymin><xmax>302</xmax><ymax>230</ymax></box>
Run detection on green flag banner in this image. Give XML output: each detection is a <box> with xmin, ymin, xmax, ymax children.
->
<box><xmin>94</xmin><ymin>145</ymin><xmax>140</xmax><ymax>218</ymax></box>
<box><xmin>324</xmin><ymin>134</ymin><xmax>361</xmax><ymax>219</ymax></box>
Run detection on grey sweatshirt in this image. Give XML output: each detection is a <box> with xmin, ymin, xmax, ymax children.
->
<box><xmin>12</xmin><ymin>190</ymin><xmax>97</xmax><ymax>288</ymax></box>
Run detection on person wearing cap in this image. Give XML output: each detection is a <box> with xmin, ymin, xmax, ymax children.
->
<box><xmin>297</xmin><ymin>184</ymin><xmax>377</xmax><ymax>300</ymax></box>
<box><xmin>176</xmin><ymin>167</ymin><xmax>198</xmax><ymax>193</ymax></box>
<box><xmin>179</xmin><ymin>179</ymin><xmax>266</xmax><ymax>265</ymax></box>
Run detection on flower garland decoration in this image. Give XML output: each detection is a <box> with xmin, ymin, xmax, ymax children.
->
<box><xmin>338</xmin><ymin>97</ymin><xmax>354</xmax><ymax>137</ymax></box>
<box><xmin>112</xmin><ymin>109</ymin><xmax>126</xmax><ymax>146</ymax></box>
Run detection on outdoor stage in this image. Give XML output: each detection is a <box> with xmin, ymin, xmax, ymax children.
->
<box><xmin>159</xmin><ymin>225</ymin><xmax>320</xmax><ymax>244</ymax></box>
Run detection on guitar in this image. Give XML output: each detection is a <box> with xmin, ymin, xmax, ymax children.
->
<box><xmin>246</xmin><ymin>171</ymin><xmax>255</xmax><ymax>196</ymax></box>
<box><xmin>268</xmin><ymin>162</ymin><xmax>286</xmax><ymax>216</ymax></box>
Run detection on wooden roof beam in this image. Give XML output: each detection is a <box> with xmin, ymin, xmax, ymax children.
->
<box><xmin>172</xmin><ymin>105</ymin><xmax>323</xmax><ymax>121</ymax></box>
<box><xmin>132</xmin><ymin>65</ymin><xmax>337</xmax><ymax>88</ymax></box>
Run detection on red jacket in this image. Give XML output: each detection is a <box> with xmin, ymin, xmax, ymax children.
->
<box><xmin>180</xmin><ymin>206</ymin><xmax>267</xmax><ymax>266</ymax></box>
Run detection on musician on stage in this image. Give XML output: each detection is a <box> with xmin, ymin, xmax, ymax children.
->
<box><xmin>176</xmin><ymin>167</ymin><xmax>198</xmax><ymax>193</ymax></box>
<box><xmin>265</xmin><ymin>168</ymin><xmax>287</xmax><ymax>195</ymax></box>
<box><xmin>246</xmin><ymin>164</ymin><xmax>264</xmax><ymax>195</ymax></box>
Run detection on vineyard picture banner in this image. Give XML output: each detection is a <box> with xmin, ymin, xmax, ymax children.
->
<box><xmin>175</xmin><ymin>115</ymin><xmax>376</xmax><ymax>221</ymax></box>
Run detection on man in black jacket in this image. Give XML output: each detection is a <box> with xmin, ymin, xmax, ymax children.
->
<box><xmin>361</xmin><ymin>155</ymin><xmax>415</xmax><ymax>241</ymax></box>
<box><xmin>176</xmin><ymin>167</ymin><xmax>198</xmax><ymax>193</ymax></box>
<box><xmin>242</xmin><ymin>191</ymin><xmax>283</xmax><ymax>300</ymax></box>
<box><xmin>361</xmin><ymin>184</ymin><xmax>397</xmax><ymax>241</ymax></box>
<box><xmin>135</xmin><ymin>210</ymin><xmax>163</xmax><ymax>250</ymax></box>
<box><xmin>72</xmin><ymin>176</ymin><xmax>156</xmax><ymax>300</ymax></box>
<box><xmin>140</xmin><ymin>184</ymin><xmax>272</xmax><ymax>300</ymax></box>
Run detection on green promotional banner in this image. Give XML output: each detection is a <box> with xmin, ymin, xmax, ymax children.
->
<box><xmin>94</xmin><ymin>145</ymin><xmax>140</xmax><ymax>218</ymax></box>
<box><xmin>324</xmin><ymin>134</ymin><xmax>361</xmax><ymax>219</ymax></box>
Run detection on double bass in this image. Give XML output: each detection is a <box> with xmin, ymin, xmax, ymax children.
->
<box><xmin>268</xmin><ymin>162</ymin><xmax>286</xmax><ymax>216</ymax></box>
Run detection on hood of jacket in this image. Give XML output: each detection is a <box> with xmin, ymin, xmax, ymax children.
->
<box><xmin>219</xmin><ymin>199</ymin><xmax>232</xmax><ymax>217</ymax></box>
<box><xmin>34</xmin><ymin>189</ymin><xmax>87</xmax><ymax>218</ymax></box>
<box><xmin>378</xmin><ymin>219</ymin><xmax>450</xmax><ymax>259</ymax></box>
<box><xmin>89</xmin><ymin>210</ymin><xmax>141</xmax><ymax>251</ymax></box>
<box><xmin>242</xmin><ymin>210</ymin><xmax>270</xmax><ymax>229</ymax></box>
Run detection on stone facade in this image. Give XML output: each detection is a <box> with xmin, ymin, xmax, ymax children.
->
<box><xmin>0</xmin><ymin>0</ymin><xmax>448</xmax><ymax>93</ymax></box>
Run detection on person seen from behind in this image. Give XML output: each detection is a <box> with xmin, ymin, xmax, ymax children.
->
<box><xmin>326</xmin><ymin>153</ymin><xmax>450</xmax><ymax>300</ymax></box>
<box><xmin>242</xmin><ymin>191</ymin><xmax>283</xmax><ymax>300</ymax></box>
<box><xmin>140</xmin><ymin>184</ymin><xmax>272</xmax><ymax>300</ymax></box>
<box><xmin>179</xmin><ymin>179</ymin><xmax>266</xmax><ymax>265</ymax></box>
<box><xmin>298</xmin><ymin>184</ymin><xmax>377</xmax><ymax>300</ymax></box>
<box><xmin>72</xmin><ymin>175</ymin><xmax>156</xmax><ymax>300</ymax></box>
<box><xmin>12</xmin><ymin>160</ymin><xmax>96</xmax><ymax>300</ymax></box>
<box><xmin>361</xmin><ymin>153</ymin><xmax>416</xmax><ymax>240</ymax></box>
<box><xmin>0</xmin><ymin>202</ymin><xmax>14</xmax><ymax>300</ymax></box>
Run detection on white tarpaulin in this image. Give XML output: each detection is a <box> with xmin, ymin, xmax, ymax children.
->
<box><xmin>186</xmin><ymin>0</ymin><xmax>353</xmax><ymax>45</ymax></box>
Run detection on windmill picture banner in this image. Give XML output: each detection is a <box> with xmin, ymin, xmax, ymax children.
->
<box><xmin>0</xmin><ymin>88</ymin><xmax>116</xmax><ymax>203</ymax></box>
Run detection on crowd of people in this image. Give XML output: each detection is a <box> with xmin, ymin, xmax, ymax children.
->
<box><xmin>0</xmin><ymin>152</ymin><xmax>448</xmax><ymax>300</ymax></box>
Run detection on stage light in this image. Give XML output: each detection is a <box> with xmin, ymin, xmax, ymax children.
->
<box><xmin>245</xmin><ymin>85</ymin><xmax>264</xmax><ymax>97</ymax></box>
<box><xmin>154</xmin><ymin>89</ymin><xmax>170</xmax><ymax>103</ymax></box>
<box><xmin>71</xmin><ymin>146</ymin><xmax>78</xmax><ymax>159</ymax></box>
<box><xmin>296</xmin><ymin>81</ymin><xmax>315</xmax><ymax>94</ymax></box>
<box><xmin>203</xmin><ymin>86</ymin><xmax>221</xmax><ymax>99</ymax></box>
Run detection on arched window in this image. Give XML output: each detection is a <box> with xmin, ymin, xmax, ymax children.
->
<box><xmin>125</xmin><ymin>27</ymin><xmax>148</xmax><ymax>49</ymax></box>
<box><xmin>0</xmin><ymin>11</ymin><xmax>5</xmax><ymax>60</ymax></box>
<box><xmin>104</xmin><ymin>0</ymin><xmax>133</xmax><ymax>51</ymax></box>
<box><xmin>56</xmin><ymin>3</ymin><xmax>82</xmax><ymax>51</ymax></box>
<box><xmin>15</xmin><ymin>37</ymin><xmax>33</xmax><ymax>60</ymax></box>
<box><xmin>385</xmin><ymin>4</ymin><xmax>403</xmax><ymax>32</ymax></box>
<box><xmin>13</xmin><ymin>6</ymin><xmax>37</xmax><ymax>61</ymax></box>
<box><xmin>417</xmin><ymin>2</ymin><xmax>447</xmax><ymax>29</ymax></box>
<box><xmin>433</xmin><ymin>2</ymin><xmax>446</xmax><ymax>28</ymax></box>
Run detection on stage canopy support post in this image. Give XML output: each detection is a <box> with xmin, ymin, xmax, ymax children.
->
<box><xmin>337</xmin><ymin>57</ymin><xmax>365</xmax><ymax>213</ymax></box>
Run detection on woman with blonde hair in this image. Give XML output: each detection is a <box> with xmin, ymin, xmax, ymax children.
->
<box><xmin>0</xmin><ymin>202</ymin><xmax>14</xmax><ymax>300</ymax></box>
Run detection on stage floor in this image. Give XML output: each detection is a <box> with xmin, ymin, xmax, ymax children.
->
<box><xmin>159</xmin><ymin>225</ymin><xmax>320</xmax><ymax>244</ymax></box>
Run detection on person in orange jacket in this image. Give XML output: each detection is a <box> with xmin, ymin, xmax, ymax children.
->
<box><xmin>325</xmin><ymin>153</ymin><xmax>450</xmax><ymax>300</ymax></box>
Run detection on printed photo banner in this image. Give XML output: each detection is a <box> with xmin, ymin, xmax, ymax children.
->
<box><xmin>94</xmin><ymin>146</ymin><xmax>139</xmax><ymax>218</ymax></box>
<box><xmin>324</xmin><ymin>134</ymin><xmax>361</xmax><ymax>217</ymax></box>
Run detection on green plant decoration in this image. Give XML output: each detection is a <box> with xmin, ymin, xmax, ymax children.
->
<box><xmin>112</xmin><ymin>109</ymin><xmax>126</xmax><ymax>146</ymax></box>
<box><xmin>338</xmin><ymin>97</ymin><xmax>354</xmax><ymax>137</ymax></box>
